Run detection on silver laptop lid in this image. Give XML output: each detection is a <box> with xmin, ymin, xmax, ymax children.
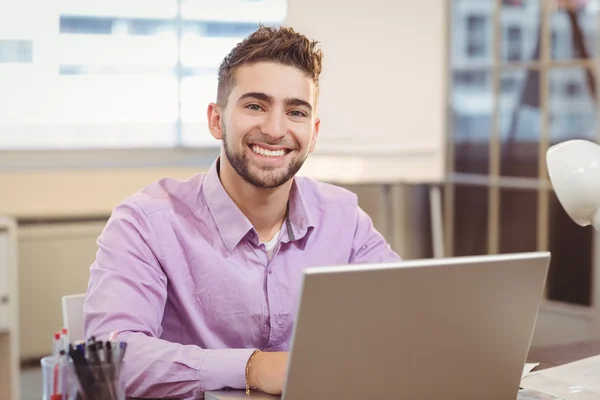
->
<box><xmin>283</xmin><ymin>252</ymin><xmax>550</xmax><ymax>400</ymax></box>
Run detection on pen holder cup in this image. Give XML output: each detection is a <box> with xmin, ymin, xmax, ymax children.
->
<box><xmin>70</xmin><ymin>362</ymin><xmax>126</xmax><ymax>400</ymax></box>
<box><xmin>41</xmin><ymin>355</ymin><xmax>73</xmax><ymax>400</ymax></box>
<box><xmin>41</xmin><ymin>356</ymin><xmax>126</xmax><ymax>400</ymax></box>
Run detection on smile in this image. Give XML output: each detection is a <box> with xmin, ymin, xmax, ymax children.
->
<box><xmin>250</xmin><ymin>144</ymin><xmax>290</xmax><ymax>157</ymax></box>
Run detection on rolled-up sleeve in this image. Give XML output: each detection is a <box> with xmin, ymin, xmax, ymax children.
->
<box><xmin>84</xmin><ymin>201</ymin><xmax>254</xmax><ymax>398</ymax></box>
<box><xmin>349</xmin><ymin>206</ymin><xmax>402</xmax><ymax>264</ymax></box>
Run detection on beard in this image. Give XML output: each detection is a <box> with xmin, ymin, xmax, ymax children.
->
<box><xmin>222</xmin><ymin>123</ymin><xmax>308</xmax><ymax>189</ymax></box>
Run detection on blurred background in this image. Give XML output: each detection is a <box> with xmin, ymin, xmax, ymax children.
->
<box><xmin>449</xmin><ymin>0</ymin><xmax>599</xmax><ymax>346</ymax></box>
<box><xmin>1</xmin><ymin>0</ymin><xmax>600</xmax><ymax>398</ymax></box>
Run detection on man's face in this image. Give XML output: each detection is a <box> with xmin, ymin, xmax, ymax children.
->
<box><xmin>209</xmin><ymin>61</ymin><xmax>320</xmax><ymax>188</ymax></box>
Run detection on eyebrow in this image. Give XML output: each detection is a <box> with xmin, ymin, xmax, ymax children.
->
<box><xmin>238</xmin><ymin>92</ymin><xmax>313</xmax><ymax>111</ymax></box>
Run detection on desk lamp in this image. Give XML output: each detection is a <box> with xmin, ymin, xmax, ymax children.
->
<box><xmin>546</xmin><ymin>139</ymin><xmax>600</xmax><ymax>230</ymax></box>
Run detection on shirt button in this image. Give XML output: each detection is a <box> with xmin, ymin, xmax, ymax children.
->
<box><xmin>269</xmin><ymin>269</ymin><xmax>273</xmax><ymax>274</ymax></box>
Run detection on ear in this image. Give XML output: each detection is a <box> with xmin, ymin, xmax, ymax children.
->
<box><xmin>309</xmin><ymin>117</ymin><xmax>320</xmax><ymax>153</ymax></box>
<box><xmin>207</xmin><ymin>102</ymin><xmax>224</xmax><ymax>140</ymax></box>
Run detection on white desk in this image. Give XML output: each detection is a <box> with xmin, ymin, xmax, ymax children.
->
<box><xmin>0</xmin><ymin>217</ymin><xmax>19</xmax><ymax>400</ymax></box>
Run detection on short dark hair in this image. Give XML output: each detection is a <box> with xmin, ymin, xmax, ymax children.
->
<box><xmin>217</xmin><ymin>25</ymin><xmax>323</xmax><ymax>107</ymax></box>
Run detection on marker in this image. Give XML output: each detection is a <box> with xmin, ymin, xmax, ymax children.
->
<box><xmin>52</xmin><ymin>332</ymin><xmax>61</xmax><ymax>359</ymax></box>
<box><xmin>60</xmin><ymin>328</ymin><xmax>69</xmax><ymax>352</ymax></box>
<box><xmin>51</xmin><ymin>350</ymin><xmax>66</xmax><ymax>400</ymax></box>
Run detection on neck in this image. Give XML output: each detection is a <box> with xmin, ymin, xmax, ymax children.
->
<box><xmin>218</xmin><ymin>157</ymin><xmax>291</xmax><ymax>242</ymax></box>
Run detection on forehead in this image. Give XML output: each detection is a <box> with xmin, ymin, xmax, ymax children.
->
<box><xmin>230</xmin><ymin>61</ymin><xmax>316</xmax><ymax>105</ymax></box>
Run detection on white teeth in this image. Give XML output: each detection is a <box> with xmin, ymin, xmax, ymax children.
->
<box><xmin>251</xmin><ymin>145</ymin><xmax>286</xmax><ymax>157</ymax></box>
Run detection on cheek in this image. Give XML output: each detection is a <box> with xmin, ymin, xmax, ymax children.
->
<box><xmin>295</xmin><ymin>126</ymin><xmax>314</xmax><ymax>148</ymax></box>
<box><xmin>229</xmin><ymin>115</ymin><xmax>256</xmax><ymax>140</ymax></box>
<box><xmin>225</xmin><ymin>124</ymin><xmax>248</xmax><ymax>147</ymax></box>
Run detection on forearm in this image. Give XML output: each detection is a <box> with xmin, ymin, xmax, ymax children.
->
<box><xmin>116</xmin><ymin>331</ymin><xmax>256</xmax><ymax>398</ymax></box>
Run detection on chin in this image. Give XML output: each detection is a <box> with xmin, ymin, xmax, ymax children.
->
<box><xmin>248</xmin><ymin>171</ymin><xmax>291</xmax><ymax>188</ymax></box>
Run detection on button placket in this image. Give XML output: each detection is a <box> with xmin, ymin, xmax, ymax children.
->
<box><xmin>265</xmin><ymin>241</ymin><xmax>284</xmax><ymax>347</ymax></box>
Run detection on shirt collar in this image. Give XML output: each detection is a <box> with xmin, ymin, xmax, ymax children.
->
<box><xmin>202</xmin><ymin>157</ymin><xmax>315</xmax><ymax>253</ymax></box>
<box><xmin>281</xmin><ymin>178</ymin><xmax>315</xmax><ymax>244</ymax></box>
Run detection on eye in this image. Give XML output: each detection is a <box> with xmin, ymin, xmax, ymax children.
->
<box><xmin>246</xmin><ymin>103</ymin><xmax>263</xmax><ymax>111</ymax></box>
<box><xmin>288</xmin><ymin>110</ymin><xmax>307</xmax><ymax>118</ymax></box>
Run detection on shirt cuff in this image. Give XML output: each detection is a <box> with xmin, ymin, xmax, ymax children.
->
<box><xmin>199</xmin><ymin>348</ymin><xmax>257</xmax><ymax>390</ymax></box>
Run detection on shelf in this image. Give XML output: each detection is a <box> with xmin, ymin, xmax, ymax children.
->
<box><xmin>0</xmin><ymin>217</ymin><xmax>18</xmax><ymax>400</ymax></box>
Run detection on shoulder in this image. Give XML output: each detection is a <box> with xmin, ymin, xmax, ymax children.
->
<box><xmin>294</xmin><ymin>176</ymin><xmax>359</xmax><ymax>209</ymax></box>
<box><xmin>116</xmin><ymin>173</ymin><xmax>206</xmax><ymax>219</ymax></box>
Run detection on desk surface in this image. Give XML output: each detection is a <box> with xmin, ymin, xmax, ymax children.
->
<box><xmin>207</xmin><ymin>340</ymin><xmax>600</xmax><ymax>400</ymax></box>
<box><xmin>527</xmin><ymin>339</ymin><xmax>600</xmax><ymax>370</ymax></box>
<box><xmin>205</xmin><ymin>341</ymin><xmax>600</xmax><ymax>400</ymax></box>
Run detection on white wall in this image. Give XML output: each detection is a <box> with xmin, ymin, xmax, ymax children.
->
<box><xmin>288</xmin><ymin>0</ymin><xmax>448</xmax><ymax>184</ymax></box>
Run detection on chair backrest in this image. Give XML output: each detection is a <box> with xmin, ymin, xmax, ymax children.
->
<box><xmin>61</xmin><ymin>293</ymin><xmax>86</xmax><ymax>342</ymax></box>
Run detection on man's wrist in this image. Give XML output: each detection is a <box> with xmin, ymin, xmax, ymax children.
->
<box><xmin>245</xmin><ymin>349</ymin><xmax>263</xmax><ymax>393</ymax></box>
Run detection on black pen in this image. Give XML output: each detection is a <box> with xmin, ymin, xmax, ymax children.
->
<box><xmin>105</xmin><ymin>341</ymin><xmax>113</xmax><ymax>366</ymax></box>
<box><xmin>96</xmin><ymin>341</ymin><xmax>105</xmax><ymax>363</ymax></box>
<box><xmin>87</xmin><ymin>341</ymin><xmax>100</xmax><ymax>366</ymax></box>
<box><xmin>69</xmin><ymin>344</ymin><xmax>96</xmax><ymax>400</ymax></box>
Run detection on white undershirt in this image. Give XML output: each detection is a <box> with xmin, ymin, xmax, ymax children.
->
<box><xmin>262</xmin><ymin>224</ymin><xmax>283</xmax><ymax>259</ymax></box>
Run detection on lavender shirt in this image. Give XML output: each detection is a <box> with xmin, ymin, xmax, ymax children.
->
<box><xmin>84</xmin><ymin>158</ymin><xmax>400</xmax><ymax>399</ymax></box>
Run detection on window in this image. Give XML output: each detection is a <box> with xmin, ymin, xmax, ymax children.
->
<box><xmin>449</xmin><ymin>0</ymin><xmax>598</xmax><ymax>307</ymax></box>
<box><xmin>551</xmin><ymin>30</ymin><xmax>559</xmax><ymax>59</ymax></box>
<box><xmin>454</xmin><ymin>70</ymin><xmax>488</xmax><ymax>88</ymax></box>
<box><xmin>0</xmin><ymin>40</ymin><xmax>33</xmax><ymax>63</ymax></box>
<box><xmin>0</xmin><ymin>0</ymin><xmax>287</xmax><ymax>150</ymax></box>
<box><xmin>551</xmin><ymin>0</ymin><xmax>598</xmax><ymax>60</ymax></box>
<box><xmin>506</xmin><ymin>25</ymin><xmax>522</xmax><ymax>61</ymax></box>
<box><xmin>466</xmin><ymin>15</ymin><xmax>488</xmax><ymax>58</ymax></box>
<box><xmin>565</xmin><ymin>80</ymin><xmax>582</xmax><ymax>97</ymax></box>
<box><xmin>500</xmin><ymin>75</ymin><xmax>517</xmax><ymax>92</ymax></box>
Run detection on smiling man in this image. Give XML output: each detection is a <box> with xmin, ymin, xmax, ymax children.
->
<box><xmin>83</xmin><ymin>26</ymin><xmax>400</xmax><ymax>399</ymax></box>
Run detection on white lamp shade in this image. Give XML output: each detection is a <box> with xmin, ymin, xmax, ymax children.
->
<box><xmin>546</xmin><ymin>139</ymin><xmax>600</xmax><ymax>230</ymax></box>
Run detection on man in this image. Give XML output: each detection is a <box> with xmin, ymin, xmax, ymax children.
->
<box><xmin>84</xmin><ymin>25</ymin><xmax>400</xmax><ymax>399</ymax></box>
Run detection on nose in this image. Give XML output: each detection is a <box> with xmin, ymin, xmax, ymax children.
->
<box><xmin>261</xmin><ymin>109</ymin><xmax>286</xmax><ymax>141</ymax></box>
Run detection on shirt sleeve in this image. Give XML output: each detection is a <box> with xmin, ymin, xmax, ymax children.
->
<box><xmin>83</xmin><ymin>201</ymin><xmax>256</xmax><ymax>399</ymax></box>
<box><xmin>349</xmin><ymin>206</ymin><xmax>402</xmax><ymax>264</ymax></box>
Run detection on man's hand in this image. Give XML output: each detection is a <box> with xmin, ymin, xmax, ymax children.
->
<box><xmin>247</xmin><ymin>351</ymin><xmax>289</xmax><ymax>395</ymax></box>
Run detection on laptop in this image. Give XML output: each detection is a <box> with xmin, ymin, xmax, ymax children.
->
<box><xmin>206</xmin><ymin>251</ymin><xmax>550</xmax><ymax>400</ymax></box>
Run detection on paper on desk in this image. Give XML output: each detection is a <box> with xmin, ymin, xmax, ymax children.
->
<box><xmin>523</xmin><ymin>363</ymin><xmax>540</xmax><ymax>379</ymax></box>
<box><xmin>520</xmin><ymin>355</ymin><xmax>600</xmax><ymax>400</ymax></box>
<box><xmin>517</xmin><ymin>389</ymin><xmax>564</xmax><ymax>400</ymax></box>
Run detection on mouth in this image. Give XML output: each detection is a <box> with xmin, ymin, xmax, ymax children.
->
<box><xmin>249</xmin><ymin>144</ymin><xmax>292</xmax><ymax>158</ymax></box>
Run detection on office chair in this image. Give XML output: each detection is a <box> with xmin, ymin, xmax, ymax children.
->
<box><xmin>61</xmin><ymin>293</ymin><xmax>86</xmax><ymax>343</ymax></box>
